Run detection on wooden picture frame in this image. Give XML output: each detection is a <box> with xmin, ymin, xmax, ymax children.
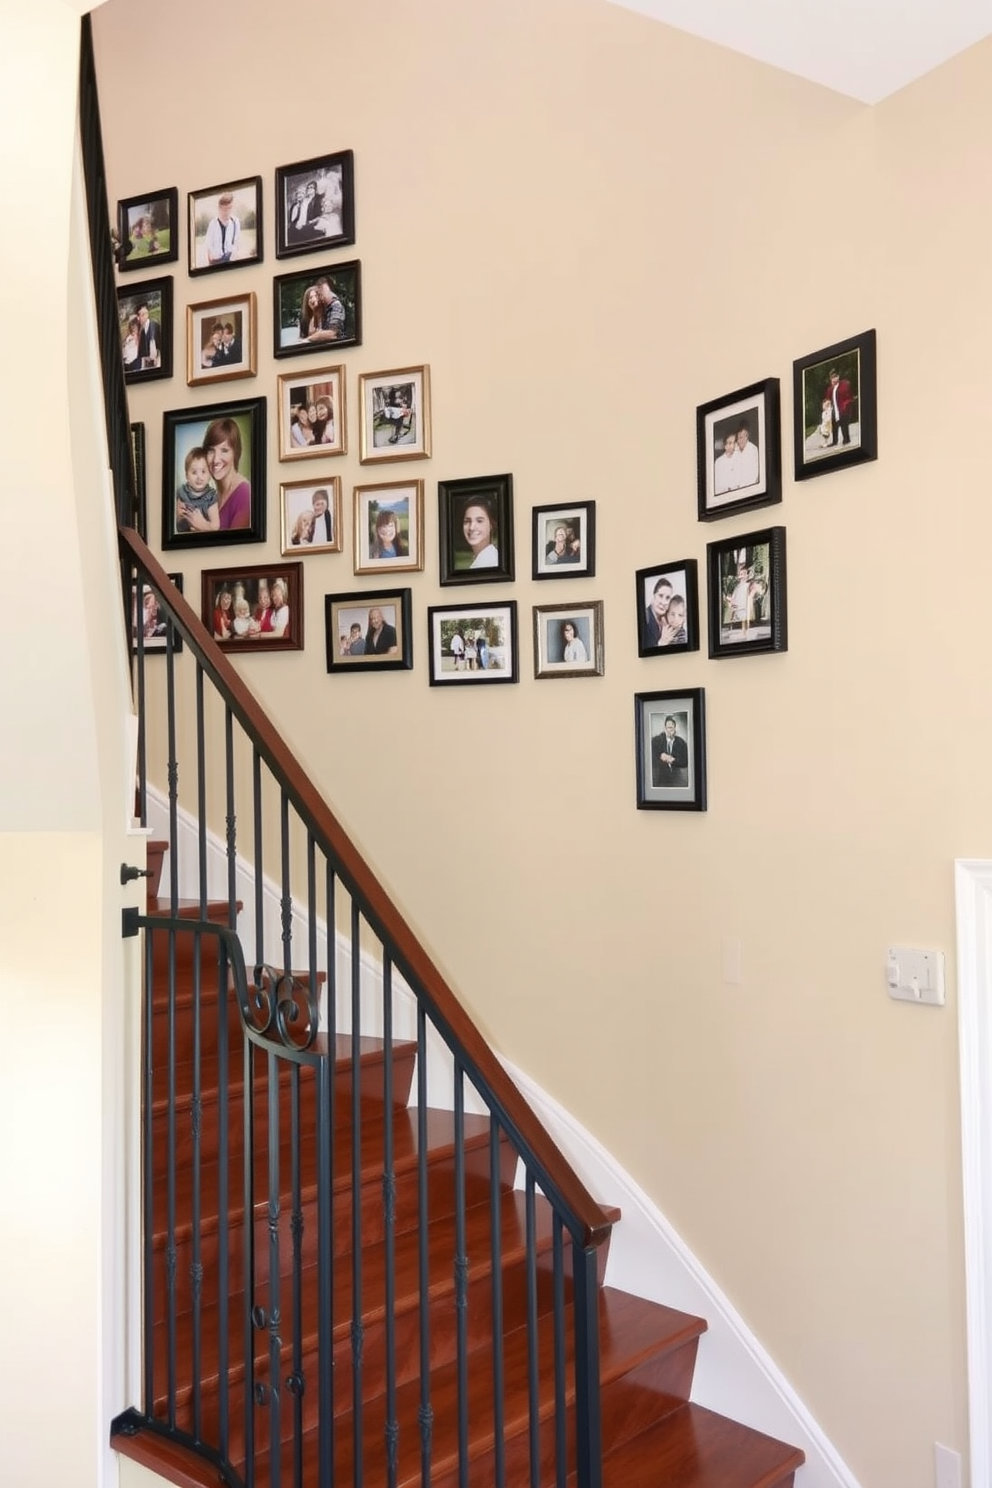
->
<box><xmin>117</xmin><ymin>187</ymin><xmax>178</xmax><ymax>272</ymax></box>
<box><xmin>275</xmin><ymin>149</ymin><xmax>355</xmax><ymax>258</ymax></box>
<box><xmin>276</xmin><ymin>366</ymin><xmax>346</xmax><ymax>459</ymax></box>
<box><xmin>187</xmin><ymin>292</ymin><xmax>257</xmax><ymax>386</ymax></box>
<box><xmin>358</xmin><ymin>366</ymin><xmax>432</xmax><ymax>464</ymax></box>
<box><xmin>161</xmin><ymin>397</ymin><xmax>266</xmax><ymax>550</ymax></box>
<box><xmin>202</xmin><ymin>563</ymin><xmax>303</xmax><ymax>652</ymax></box>
<box><xmin>280</xmin><ymin>477</ymin><xmax>342</xmax><ymax>555</ymax></box>
<box><xmin>325</xmin><ymin>589</ymin><xmax>413</xmax><ymax>673</ymax></box>
<box><xmin>635</xmin><ymin>688</ymin><xmax>707</xmax><ymax>811</ymax></box>
<box><xmin>353</xmin><ymin>480</ymin><xmax>425</xmax><ymax>575</ymax></box>
<box><xmin>117</xmin><ymin>277</ymin><xmax>172</xmax><ymax>384</ymax></box>
<box><xmin>438</xmin><ymin>473</ymin><xmax>514</xmax><ymax>586</ymax></box>
<box><xmin>533</xmin><ymin>600</ymin><xmax>604</xmax><ymax>679</ymax></box>
<box><xmin>188</xmin><ymin>176</ymin><xmax>263</xmax><ymax>276</ymax></box>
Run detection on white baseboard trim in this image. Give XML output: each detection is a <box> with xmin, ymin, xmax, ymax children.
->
<box><xmin>146</xmin><ymin>785</ymin><xmax>858</xmax><ymax>1484</ymax></box>
<box><xmin>956</xmin><ymin>859</ymin><xmax>992</xmax><ymax>1488</ymax></box>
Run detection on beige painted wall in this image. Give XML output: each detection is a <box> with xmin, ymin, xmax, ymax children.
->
<box><xmin>91</xmin><ymin>1</ymin><xmax>989</xmax><ymax>1482</ymax></box>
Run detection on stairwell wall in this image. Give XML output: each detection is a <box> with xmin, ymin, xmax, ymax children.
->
<box><xmin>90</xmin><ymin>1</ymin><xmax>988</xmax><ymax>1483</ymax></box>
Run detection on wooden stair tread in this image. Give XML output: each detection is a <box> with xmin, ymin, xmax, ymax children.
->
<box><xmin>589</xmin><ymin>1403</ymin><xmax>805</xmax><ymax>1488</ymax></box>
<box><xmin>155</xmin><ymin>1032</ymin><xmax>416</xmax><ymax>1099</ymax></box>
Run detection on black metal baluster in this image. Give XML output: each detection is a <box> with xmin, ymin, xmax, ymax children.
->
<box><xmin>350</xmin><ymin>900</ymin><xmax>364</xmax><ymax>1488</ymax></box>
<box><xmin>216</xmin><ymin>938</ymin><xmax>232</xmax><ymax>1466</ymax></box>
<box><xmin>317</xmin><ymin>857</ymin><xmax>337</xmax><ymax>1485</ymax></box>
<box><xmin>454</xmin><ymin>1061</ymin><xmax>468</xmax><ymax>1488</ymax></box>
<box><xmin>134</xmin><ymin>570</ymin><xmax>147</xmax><ymax>826</ymax></box>
<box><xmin>243</xmin><ymin>1014</ymin><xmax>257</xmax><ymax>1478</ymax></box>
<box><xmin>267</xmin><ymin>1053</ymin><xmax>283</xmax><ymax>1485</ymax></box>
<box><xmin>553</xmin><ymin>1215</ymin><xmax>566</xmax><ymax>1486</ymax></box>
<box><xmin>166</xmin><ymin>927</ymin><xmax>179</xmax><ymax>1428</ymax></box>
<box><xmin>253</xmin><ymin>749</ymin><xmax>264</xmax><ymax>968</ymax></box>
<box><xmin>415</xmin><ymin>1005</ymin><xmax>433</xmax><ymax>1487</ymax></box>
<box><xmin>225</xmin><ymin>708</ymin><xmax>237</xmax><ymax>931</ymax></box>
<box><xmin>382</xmin><ymin>953</ymin><xmax>398</xmax><ymax>1486</ymax></box>
<box><xmin>290</xmin><ymin>1056</ymin><xmax>304</xmax><ymax>1486</ymax></box>
<box><xmin>142</xmin><ymin>922</ymin><xmax>156</xmax><ymax>1415</ymax></box>
<box><xmin>526</xmin><ymin>1172</ymin><xmax>539</xmax><ymax>1488</ymax></box>
<box><xmin>490</xmin><ymin>1117</ymin><xmax>506</xmax><ymax>1488</ymax></box>
<box><xmin>572</xmin><ymin>1245</ymin><xmax>602</xmax><ymax>1488</ymax></box>
<box><xmin>166</xmin><ymin>638</ymin><xmax>179</xmax><ymax>914</ymax></box>
<box><xmin>190</xmin><ymin>668</ymin><xmax>207</xmax><ymax>1441</ymax></box>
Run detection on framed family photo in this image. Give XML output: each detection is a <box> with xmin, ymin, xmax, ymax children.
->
<box><xmin>706</xmin><ymin>526</ymin><xmax>787</xmax><ymax>659</ymax></box>
<box><xmin>161</xmin><ymin>397</ymin><xmax>266</xmax><ymax>550</ymax></box>
<box><xmin>532</xmin><ymin>501</ymin><xmax>596</xmax><ymax>580</ymax></box>
<box><xmin>202</xmin><ymin>563</ymin><xmax>302</xmax><ymax>653</ymax></box>
<box><xmin>274</xmin><ymin>261</ymin><xmax>362</xmax><ymax>358</ymax></box>
<box><xmin>277</xmin><ymin>366</ymin><xmax>346</xmax><ymax>459</ymax></box>
<box><xmin>186</xmin><ymin>292</ymin><xmax>257</xmax><ymax>386</ymax></box>
<box><xmin>636</xmin><ymin>559</ymin><xmax>699</xmax><ymax>656</ymax></box>
<box><xmin>438</xmin><ymin>473</ymin><xmax>514</xmax><ymax>585</ymax></box>
<box><xmin>129</xmin><ymin>423</ymin><xmax>147</xmax><ymax>538</ymax></box>
<box><xmin>427</xmin><ymin>602</ymin><xmax>518</xmax><ymax>686</ymax></box>
<box><xmin>188</xmin><ymin>176</ymin><xmax>262</xmax><ymax>276</ymax></box>
<box><xmin>354</xmin><ymin>480</ymin><xmax>424</xmax><ymax>575</ymax></box>
<box><xmin>275</xmin><ymin>149</ymin><xmax>355</xmax><ymax>258</ymax></box>
<box><xmin>116</xmin><ymin>187</ymin><xmax>178</xmax><ymax>272</ymax></box>
<box><xmin>325</xmin><ymin>589</ymin><xmax>413</xmax><ymax>673</ymax></box>
<box><xmin>131</xmin><ymin>573</ymin><xmax>183</xmax><ymax>656</ymax></box>
<box><xmin>358</xmin><ymin>366</ymin><xmax>432</xmax><ymax>464</ymax></box>
<box><xmin>280</xmin><ymin>477</ymin><xmax>341</xmax><ymax>555</ymax></box>
<box><xmin>793</xmin><ymin>329</ymin><xmax>877</xmax><ymax>479</ymax></box>
<box><xmin>635</xmin><ymin>689</ymin><xmax>707</xmax><ymax>812</ymax></box>
<box><xmin>696</xmin><ymin>378</ymin><xmax>781</xmax><ymax>521</ymax></box>
<box><xmin>533</xmin><ymin>600</ymin><xmax>604</xmax><ymax>680</ymax></box>
<box><xmin>117</xmin><ymin>277</ymin><xmax>172</xmax><ymax>384</ymax></box>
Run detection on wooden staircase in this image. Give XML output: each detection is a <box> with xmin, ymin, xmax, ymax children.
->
<box><xmin>113</xmin><ymin>892</ymin><xmax>805</xmax><ymax>1488</ymax></box>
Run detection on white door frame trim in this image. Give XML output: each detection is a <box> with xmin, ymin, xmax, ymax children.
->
<box><xmin>955</xmin><ymin>858</ymin><xmax>992</xmax><ymax>1488</ymax></box>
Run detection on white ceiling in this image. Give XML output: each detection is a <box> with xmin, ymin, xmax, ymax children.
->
<box><xmin>605</xmin><ymin>0</ymin><xmax>992</xmax><ymax>103</ymax></box>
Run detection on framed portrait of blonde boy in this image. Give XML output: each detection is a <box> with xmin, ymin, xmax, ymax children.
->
<box><xmin>277</xmin><ymin>366</ymin><xmax>346</xmax><ymax>459</ymax></box>
<box><xmin>280</xmin><ymin>478</ymin><xmax>342</xmax><ymax>556</ymax></box>
<box><xmin>187</xmin><ymin>292</ymin><xmax>257</xmax><ymax>386</ymax></box>
<box><xmin>353</xmin><ymin>480</ymin><xmax>424</xmax><ymax>576</ymax></box>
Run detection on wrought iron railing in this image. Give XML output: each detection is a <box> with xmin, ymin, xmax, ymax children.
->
<box><xmin>81</xmin><ymin>14</ymin><xmax>611</xmax><ymax>1487</ymax></box>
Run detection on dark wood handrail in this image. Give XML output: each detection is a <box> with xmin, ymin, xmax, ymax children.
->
<box><xmin>124</xmin><ymin>526</ymin><xmax>612</xmax><ymax>1249</ymax></box>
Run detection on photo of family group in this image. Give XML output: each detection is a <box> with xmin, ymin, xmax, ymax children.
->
<box><xmin>277</xmin><ymin>368</ymin><xmax>345</xmax><ymax>459</ymax></box>
<box><xmin>275</xmin><ymin>150</ymin><xmax>355</xmax><ymax>256</ymax></box>
<box><xmin>202</xmin><ymin>563</ymin><xmax>301</xmax><ymax>653</ymax></box>
<box><xmin>280</xmin><ymin>479</ymin><xmax>341</xmax><ymax>554</ymax></box>
<box><xmin>274</xmin><ymin>263</ymin><xmax>362</xmax><ymax>357</ymax></box>
<box><xmin>117</xmin><ymin>187</ymin><xmax>177</xmax><ymax>271</ymax></box>
<box><xmin>188</xmin><ymin>177</ymin><xmax>262</xmax><ymax>275</ymax></box>
<box><xmin>707</xmin><ymin>526</ymin><xmax>787</xmax><ymax>658</ymax></box>
<box><xmin>428</xmin><ymin>602</ymin><xmax>518</xmax><ymax>685</ymax></box>
<box><xmin>325</xmin><ymin>590</ymin><xmax>412</xmax><ymax>672</ymax></box>
<box><xmin>794</xmin><ymin>331</ymin><xmax>877</xmax><ymax>479</ymax></box>
<box><xmin>162</xmin><ymin>398</ymin><xmax>266</xmax><ymax>549</ymax></box>
<box><xmin>635</xmin><ymin>688</ymin><xmax>706</xmax><ymax>811</ymax></box>
<box><xmin>187</xmin><ymin>293</ymin><xmax>256</xmax><ymax>386</ymax></box>
<box><xmin>533</xmin><ymin>601</ymin><xmax>604</xmax><ymax>679</ymax></box>
<box><xmin>696</xmin><ymin>378</ymin><xmax>781</xmax><ymax>521</ymax></box>
<box><xmin>118</xmin><ymin>278</ymin><xmax>172</xmax><ymax>384</ymax></box>
<box><xmin>636</xmin><ymin>559</ymin><xmax>699</xmax><ymax>656</ymax></box>
<box><xmin>354</xmin><ymin>481</ymin><xmax>424</xmax><ymax>574</ymax></box>
<box><xmin>532</xmin><ymin>501</ymin><xmax>596</xmax><ymax>580</ymax></box>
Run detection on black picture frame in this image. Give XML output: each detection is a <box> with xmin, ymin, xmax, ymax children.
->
<box><xmin>202</xmin><ymin>563</ymin><xmax>303</xmax><ymax>653</ymax></box>
<box><xmin>325</xmin><ymin>589</ymin><xmax>413</xmax><ymax>673</ymax></box>
<box><xmin>129</xmin><ymin>422</ymin><xmax>147</xmax><ymax>538</ymax></box>
<box><xmin>161</xmin><ymin>396</ymin><xmax>267</xmax><ymax>550</ymax></box>
<box><xmin>438</xmin><ymin>473</ymin><xmax>514</xmax><ymax>586</ymax></box>
<box><xmin>273</xmin><ymin>261</ymin><xmax>362</xmax><ymax>358</ymax></box>
<box><xmin>116</xmin><ymin>187</ymin><xmax>178</xmax><ymax>272</ymax></box>
<box><xmin>188</xmin><ymin>176</ymin><xmax>263</xmax><ymax>277</ymax></box>
<box><xmin>532</xmin><ymin>501</ymin><xmax>596</xmax><ymax>580</ymax></box>
<box><xmin>131</xmin><ymin>573</ymin><xmax>183</xmax><ymax>656</ymax></box>
<box><xmin>635</xmin><ymin>559</ymin><xmax>699</xmax><ymax>656</ymax></box>
<box><xmin>275</xmin><ymin>150</ymin><xmax>355</xmax><ymax>258</ymax></box>
<box><xmin>117</xmin><ymin>277</ymin><xmax>173</xmax><ymax>385</ymax></box>
<box><xmin>427</xmin><ymin>602</ymin><xmax>519</xmax><ymax>685</ymax></box>
<box><xmin>793</xmin><ymin>329</ymin><xmax>877</xmax><ymax>480</ymax></box>
<box><xmin>696</xmin><ymin>377</ymin><xmax>781</xmax><ymax>521</ymax></box>
<box><xmin>706</xmin><ymin>526</ymin><xmax>787</xmax><ymax>659</ymax></box>
<box><xmin>635</xmin><ymin>688</ymin><xmax>707</xmax><ymax>812</ymax></box>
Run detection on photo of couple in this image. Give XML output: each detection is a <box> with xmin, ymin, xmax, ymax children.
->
<box><xmin>118</xmin><ymin>282</ymin><xmax>170</xmax><ymax>383</ymax></box>
<box><xmin>697</xmin><ymin>378</ymin><xmax>781</xmax><ymax>521</ymax></box>
<box><xmin>276</xmin><ymin>266</ymin><xmax>361</xmax><ymax>356</ymax></box>
<box><xmin>326</xmin><ymin>589</ymin><xmax>412</xmax><ymax>672</ymax></box>
<box><xmin>277</xmin><ymin>151</ymin><xmax>354</xmax><ymax>256</ymax></box>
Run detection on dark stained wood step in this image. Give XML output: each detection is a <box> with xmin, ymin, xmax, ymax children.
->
<box><xmin>586</xmin><ymin>1402</ymin><xmax>804</xmax><ymax>1488</ymax></box>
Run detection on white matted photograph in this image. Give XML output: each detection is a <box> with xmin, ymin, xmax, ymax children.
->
<box><xmin>533</xmin><ymin>600</ymin><xmax>604</xmax><ymax>679</ymax></box>
<box><xmin>359</xmin><ymin>366</ymin><xmax>431</xmax><ymax>463</ymax></box>
<box><xmin>277</xmin><ymin>367</ymin><xmax>346</xmax><ymax>459</ymax></box>
<box><xmin>353</xmin><ymin>480</ymin><xmax>424</xmax><ymax>575</ymax></box>
<box><xmin>635</xmin><ymin>688</ymin><xmax>707</xmax><ymax>811</ymax></box>
<box><xmin>532</xmin><ymin>501</ymin><xmax>596</xmax><ymax>579</ymax></box>
<box><xmin>427</xmin><ymin>602</ymin><xmax>518</xmax><ymax>685</ymax></box>
<box><xmin>280</xmin><ymin>477</ymin><xmax>341</xmax><ymax>554</ymax></box>
<box><xmin>187</xmin><ymin>292</ymin><xmax>256</xmax><ymax>386</ymax></box>
<box><xmin>696</xmin><ymin>378</ymin><xmax>781</xmax><ymax>522</ymax></box>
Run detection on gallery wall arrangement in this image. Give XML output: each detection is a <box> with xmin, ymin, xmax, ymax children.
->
<box><xmin>115</xmin><ymin>154</ymin><xmax>878</xmax><ymax>813</ymax></box>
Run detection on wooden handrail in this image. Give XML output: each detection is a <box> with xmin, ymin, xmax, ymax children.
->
<box><xmin>124</xmin><ymin>527</ymin><xmax>612</xmax><ymax>1249</ymax></box>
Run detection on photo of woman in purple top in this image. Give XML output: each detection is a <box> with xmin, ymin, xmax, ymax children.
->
<box><xmin>177</xmin><ymin>416</ymin><xmax>251</xmax><ymax>533</ymax></box>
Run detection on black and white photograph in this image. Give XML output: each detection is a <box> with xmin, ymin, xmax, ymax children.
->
<box><xmin>275</xmin><ymin>150</ymin><xmax>355</xmax><ymax>257</ymax></box>
<box><xmin>706</xmin><ymin>526</ymin><xmax>787</xmax><ymax>659</ymax></box>
<box><xmin>793</xmin><ymin>329</ymin><xmax>877</xmax><ymax>480</ymax></box>
<box><xmin>636</xmin><ymin>559</ymin><xmax>699</xmax><ymax>656</ymax></box>
<box><xmin>697</xmin><ymin>378</ymin><xmax>781</xmax><ymax>521</ymax></box>
<box><xmin>635</xmin><ymin>688</ymin><xmax>707</xmax><ymax>811</ymax></box>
